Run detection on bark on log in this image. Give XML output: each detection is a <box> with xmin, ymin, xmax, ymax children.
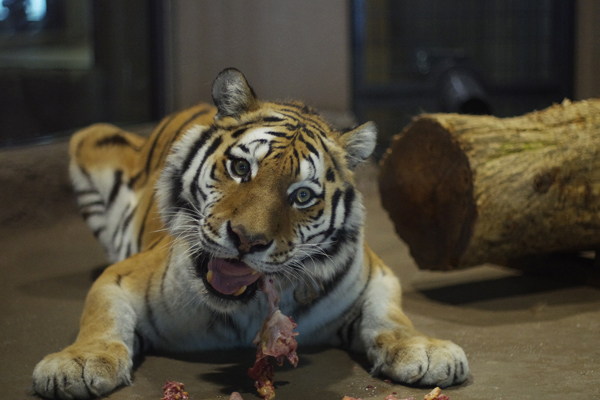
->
<box><xmin>378</xmin><ymin>98</ymin><xmax>600</xmax><ymax>270</ymax></box>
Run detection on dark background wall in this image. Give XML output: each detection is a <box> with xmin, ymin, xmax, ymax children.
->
<box><xmin>575</xmin><ymin>0</ymin><xmax>600</xmax><ymax>100</ymax></box>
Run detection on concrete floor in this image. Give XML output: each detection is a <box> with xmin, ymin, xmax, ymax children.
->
<box><xmin>1</xmin><ymin>139</ymin><xmax>600</xmax><ymax>400</ymax></box>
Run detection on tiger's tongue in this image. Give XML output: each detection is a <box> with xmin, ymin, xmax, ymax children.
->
<box><xmin>207</xmin><ymin>258</ymin><xmax>261</xmax><ymax>295</ymax></box>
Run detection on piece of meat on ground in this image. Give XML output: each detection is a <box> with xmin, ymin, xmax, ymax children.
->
<box><xmin>229</xmin><ymin>392</ymin><xmax>245</xmax><ymax>400</ymax></box>
<box><xmin>424</xmin><ymin>387</ymin><xmax>449</xmax><ymax>400</ymax></box>
<box><xmin>161</xmin><ymin>381</ymin><xmax>189</xmax><ymax>400</ymax></box>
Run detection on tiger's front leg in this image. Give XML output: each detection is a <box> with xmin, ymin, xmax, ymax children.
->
<box><xmin>359</xmin><ymin>253</ymin><xmax>470</xmax><ymax>387</ymax></box>
<box><xmin>32</xmin><ymin>263</ymin><xmax>138</xmax><ymax>399</ymax></box>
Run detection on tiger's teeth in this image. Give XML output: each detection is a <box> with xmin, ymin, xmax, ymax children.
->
<box><xmin>233</xmin><ymin>286</ymin><xmax>247</xmax><ymax>296</ymax></box>
<box><xmin>207</xmin><ymin>270</ymin><xmax>213</xmax><ymax>284</ymax></box>
<box><xmin>251</xmin><ymin>270</ymin><xmax>258</xmax><ymax>275</ymax></box>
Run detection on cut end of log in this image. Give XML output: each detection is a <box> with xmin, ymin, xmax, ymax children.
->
<box><xmin>379</xmin><ymin>99</ymin><xmax>600</xmax><ymax>271</ymax></box>
<box><xmin>378</xmin><ymin>118</ymin><xmax>478</xmax><ymax>271</ymax></box>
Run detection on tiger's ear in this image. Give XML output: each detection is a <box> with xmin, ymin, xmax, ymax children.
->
<box><xmin>212</xmin><ymin>68</ymin><xmax>259</xmax><ymax>119</ymax></box>
<box><xmin>338</xmin><ymin>122</ymin><xmax>377</xmax><ymax>170</ymax></box>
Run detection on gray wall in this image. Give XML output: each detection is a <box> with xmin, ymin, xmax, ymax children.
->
<box><xmin>168</xmin><ymin>0</ymin><xmax>351</xmax><ymax>113</ymax></box>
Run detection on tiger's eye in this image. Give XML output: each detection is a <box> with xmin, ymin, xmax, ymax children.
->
<box><xmin>233</xmin><ymin>159</ymin><xmax>250</xmax><ymax>176</ymax></box>
<box><xmin>296</xmin><ymin>188</ymin><xmax>312</xmax><ymax>203</ymax></box>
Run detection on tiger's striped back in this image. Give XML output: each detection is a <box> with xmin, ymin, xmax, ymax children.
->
<box><xmin>69</xmin><ymin>104</ymin><xmax>216</xmax><ymax>262</ymax></box>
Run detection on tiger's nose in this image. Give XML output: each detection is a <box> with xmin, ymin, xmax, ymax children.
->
<box><xmin>227</xmin><ymin>222</ymin><xmax>271</xmax><ymax>254</ymax></box>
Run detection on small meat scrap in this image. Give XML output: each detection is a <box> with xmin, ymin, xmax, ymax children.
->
<box><xmin>423</xmin><ymin>387</ymin><xmax>449</xmax><ymax>400</ymax></box>
<box><xmin>247</xmin><ymin>357</ymin><xmax>276</xmax><ymax>400</ymax></box>
<box><xmin>229</xmin><ymin>392</ymin><xmax>245</xmax><ymax>400</ymax></box>
<box><xmin>162</xmin><ymin>381</ymin><xmax>189</xmax><ymax>400</ymax></box>
<box><xmin>248</xmin><ymin>278</ymin><xmax>299</xmax><ymax>399</ymax></box>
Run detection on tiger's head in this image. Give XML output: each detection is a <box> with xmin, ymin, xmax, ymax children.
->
<box><xmin>157</xmin><ymin>68</ymin><xmax>377</xmax><ymax>312</ymax></box>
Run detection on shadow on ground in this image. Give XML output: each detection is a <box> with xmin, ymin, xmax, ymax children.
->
<box><xmin>406</xmin><ymin>255</ymin><xmax>600</xmax><ymax>327</ymax></box>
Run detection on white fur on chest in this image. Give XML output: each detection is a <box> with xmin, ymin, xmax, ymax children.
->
<box><xmin>129</xmin><ymin>245</ymin><xmax>367</xmax><ymax>353</ymax></box>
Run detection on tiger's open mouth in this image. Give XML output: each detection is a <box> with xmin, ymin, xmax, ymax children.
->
<box><xmin>197</xmin><ymin>256</ymin><xmax>262</xmax><ymax>300</ymax></box>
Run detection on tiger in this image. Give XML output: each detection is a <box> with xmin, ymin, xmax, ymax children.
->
<box><xmin>32</xmin><ymin>68</ymin><xmax>469</xmax><ymax>399</ymax></box>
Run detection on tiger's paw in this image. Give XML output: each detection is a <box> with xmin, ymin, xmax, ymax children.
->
<box><xmin>369</xmin><ymin>334</ymin><xmax>469</xmax><ymax>388</ymax></box>
<box><xmin>32</xmin><ymin>341</ymin><xmax>132</xmax><ymax>399</ymax></box>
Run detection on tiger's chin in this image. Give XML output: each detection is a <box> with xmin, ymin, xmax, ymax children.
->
<box><xmin>195</xmin><ymin>254</ymin><xmax>263</xmax><ymax>305</ymax></box>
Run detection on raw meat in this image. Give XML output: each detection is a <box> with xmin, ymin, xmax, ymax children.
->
<box><xmin>161</xmin><ymin>381</ymin><xmax>189</xmax><ymax>400</ymax></box>
<box><xmin>424</xmin><ymin>387</ymin><xmax>449</xmax><ymax>400</ymax></box>
<box><xmin>229</xmin><ymin>392</ymin><xmax>245</xmax><ymax>400</ymax></box>
<box><xmin>247</xmin><ymin>278</ymin><xmax>299</xmax><ymax>399</ymax></box>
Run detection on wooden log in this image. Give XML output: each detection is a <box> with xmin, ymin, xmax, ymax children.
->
<box><xmin>378</xmin><ymin>99</ymin><xmax>600</xmax><ymax>270</ymax></box>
